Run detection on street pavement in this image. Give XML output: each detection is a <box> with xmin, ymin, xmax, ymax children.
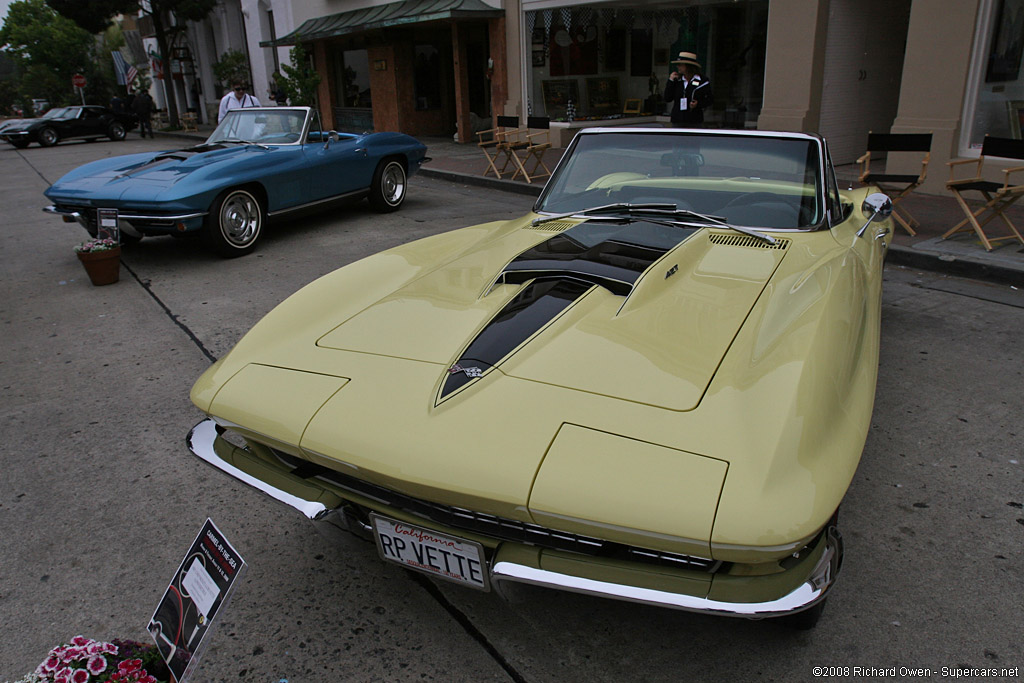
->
<box><xmin>1</xmin><ymin>135</ymin><xmax>1022</xmax><ymax>683</ymax></box>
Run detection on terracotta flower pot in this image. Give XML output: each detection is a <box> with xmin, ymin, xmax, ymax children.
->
<box><xmin>76</xmin><ymin>246</ymin><xmax>121</xmax><ymax>286</ymax></box>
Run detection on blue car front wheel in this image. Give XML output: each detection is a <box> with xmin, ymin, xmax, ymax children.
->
<box><xmin>369</xmin><ymin>159</ymin><xmax>407</xmax><ymax>213</ymax></box>
<box><xmin>206</xmin><ymin>188</ymin><xmax>263</xmax><ymax>258</ymax></box>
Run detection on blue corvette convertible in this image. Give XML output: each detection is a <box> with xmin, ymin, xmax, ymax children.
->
<box><xmin>44</xmin><ymin>107</ymin><xmax>429</xmax><ymax>257</ymax></box>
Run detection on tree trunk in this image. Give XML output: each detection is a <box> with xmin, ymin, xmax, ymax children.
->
<box><xmin>151</xmin><ymin>10</ymin><xmax>179</xmax><ymax>128</ymax></box>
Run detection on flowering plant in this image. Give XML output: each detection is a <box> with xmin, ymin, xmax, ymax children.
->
<box><xmin>4</xmin><ymin>637</ymin><xmax>169</xmax><ymax>683</ymax></box>
<box><xmin>73</xmin><ymin>239</ymin><xmax>119</xmax><ymax>254</ymax></box>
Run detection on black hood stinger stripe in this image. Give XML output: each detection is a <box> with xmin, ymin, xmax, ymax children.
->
<box><xmin>439</xmin><ymin>219</ymin><xmax>699</xmax><ymax>401</ymax></box>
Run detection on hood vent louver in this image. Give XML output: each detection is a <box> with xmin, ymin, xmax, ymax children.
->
<box><xmin>708</xmin><ymin>233</ymin><xmax>789</xmax><ymax>250</ymax></box>
<box><xmin>526</xmin><ymin>220</ymin><xmax>576</xmax><ymax>233</ymax></box>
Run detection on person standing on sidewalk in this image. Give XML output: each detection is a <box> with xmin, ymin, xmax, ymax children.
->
<box><xmin>664</xmin><ymin>51</ymin><xmax>712</xmax><ymax>128</ymax></box>
<box><xmin>133</xmin><ymin>89</ymin><xmax>154</xmax><ymax>138</ymax></box>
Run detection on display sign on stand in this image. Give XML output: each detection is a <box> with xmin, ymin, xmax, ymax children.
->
<box><xmin>97</xmin><ymin>208</ymin><xmax>119</xmax><ymax>243</ymax></box>
<box><xmin>149</xmin><ymin>519</ymin><xmax>246</xmax><ymax>682</ymax></box>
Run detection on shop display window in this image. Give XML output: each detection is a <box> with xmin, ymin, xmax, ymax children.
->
<box><xmin>525</xmin><ymin>1</ymin><xmax>767</xmax><ymax>127</ymax></box>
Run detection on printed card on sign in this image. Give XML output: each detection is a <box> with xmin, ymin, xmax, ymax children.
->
<box><xmin>96</xmin><ymin>208</ymin><xmax>119</xmax><ymax>242</ymax></box>
<box><xmin>149</xmin><ymin>519</ymin><xmax>246</xmax><ymax>682</ymax></box>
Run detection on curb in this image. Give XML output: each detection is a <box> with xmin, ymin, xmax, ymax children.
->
<box><xmin>419</xmin><ymin>166</ymin><xmax>543</xmax><ymax>198</ymax></box>
<box><xmin>885</xmin><ymin>244</ymin><xmax>1024</xmax><ymax>287</ymax></box>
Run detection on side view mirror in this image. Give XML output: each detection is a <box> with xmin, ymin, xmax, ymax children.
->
<box><xmin>856</xmin><ymin>192</ymin><xmax>893</xmax><ymax>237</ymax></box>
<box><xmin>323</xmin><ymin>130</ymin><xmax>340</xmax><ymax>150</ymax></box>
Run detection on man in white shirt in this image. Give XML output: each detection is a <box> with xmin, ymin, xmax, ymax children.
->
<box><xmin>218</xmin><ymin>81</ymin><xmax>261</xmax><ymax>122</ymax></box>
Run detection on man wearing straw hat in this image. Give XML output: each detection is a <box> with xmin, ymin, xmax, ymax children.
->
<box><xmin>664</xmin><ymin>51</ymin><xmax>712</xmax><ymax>127</ymax></box>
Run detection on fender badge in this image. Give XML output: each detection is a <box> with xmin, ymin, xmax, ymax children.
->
<box><xmin>665</xmin><ymin>264</ymin><xmax>679</xmax><ymax>279</ymax></box>
<box><xmin>448</xmin><ymin>363</ymin><xmax>484</xmax><ymax>378</ymax></box>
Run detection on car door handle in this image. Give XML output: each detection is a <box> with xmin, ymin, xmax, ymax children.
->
<box><xmin>354</xmin><ymin>147</ymin><xmax>367</xmax><ymax>156</ymax></box>
<box><xmin>874</xmin><ymin>227</ymin><xmax>890</xmax><ymax>241</ymax></box>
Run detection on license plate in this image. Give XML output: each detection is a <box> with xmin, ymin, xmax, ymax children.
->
<box><xmin>370</xmin><ymin>514</ymin><xmax>489</xmax><ymax>591</ymax></box>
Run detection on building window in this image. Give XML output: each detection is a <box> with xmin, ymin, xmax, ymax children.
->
<box><xmin>336</xmin><ymin>49</ymin><xmax>371</xmax><ymax>108</ymax></box>
<box><xmin>964</xmin><ymin>0</ymin><xmax>1024</xmax><ymax>150</ymax></box>
<box><xmin>525</xmin><ymin>1</ymin><xmax>767</xmax><ymax>126</ymax></box>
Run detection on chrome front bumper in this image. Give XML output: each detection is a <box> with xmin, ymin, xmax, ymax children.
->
<box><xmin>44</xmin><ymin>204</ymin><xmax>207</xmax><ymax>232</ymax></box>
<box><xmin>187</xmin><ymin>418</ymin><xmax>842</xmax><ymax>619</ymax></box>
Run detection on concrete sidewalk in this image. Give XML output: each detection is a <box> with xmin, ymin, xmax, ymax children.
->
<box><xmin>157</xmin><ymin>126</ymin><xmax>1024</xmax><ymax>286</ymax></box>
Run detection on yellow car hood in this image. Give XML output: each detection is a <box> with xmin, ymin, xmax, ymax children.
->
<box><xmin>317</xmin><ymin>224</ymin><xmax>787</xmax><ymax>411</ymax></box>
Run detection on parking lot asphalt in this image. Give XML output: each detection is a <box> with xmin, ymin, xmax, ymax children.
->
<box><xmin>2</xmin><ymin>134</ymin><xmax>1022</xmax><ymax>683</ymax></box>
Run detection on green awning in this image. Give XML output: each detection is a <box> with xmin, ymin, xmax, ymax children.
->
<box><xmin>261</xmin><ymin>0</ymin><xmax>504</xmax><ymax>47</ymax></box>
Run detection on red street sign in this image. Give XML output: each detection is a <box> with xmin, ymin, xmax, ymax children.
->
<box><xmin>72</xmin><ymin>74</ymin><xmax>86</xmax><ymax>88</ymax></box>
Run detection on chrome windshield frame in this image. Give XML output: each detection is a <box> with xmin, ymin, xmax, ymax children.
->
<box><xmin>532</xmin><ymin>128</ymin><xmax>832</xmax><ymax>233</ymax></box>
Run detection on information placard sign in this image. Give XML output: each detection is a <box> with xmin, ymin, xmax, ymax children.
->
<box><xmin>96</xmin><ymin>208</ymin><xmax>119</xmax><ymax>242</ymax></box>
<box><xmin>149</xmin><ymin>519</ymin><xmax>246</xmax><ymax>682</ymax></box>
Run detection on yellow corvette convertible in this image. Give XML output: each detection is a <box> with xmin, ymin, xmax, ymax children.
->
<box><xmin>188</xmin><ymin>129</ymin><xmax>893</xmax><ymax>628</ymax></box>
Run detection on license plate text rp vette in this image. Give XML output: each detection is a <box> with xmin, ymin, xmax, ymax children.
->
<box><xmin>370</xmin><ymin>514</ymin><xmax>489</xmax><ymax>590</ymax></box>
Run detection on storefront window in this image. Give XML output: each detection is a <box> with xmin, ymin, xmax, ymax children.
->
<box><xmin>525</xmin><ymin>1</ymin><xmax>767</xmax><ymax>126</ymax></box>
<box><xmin>336</xmin><ymin>49</ymin><xmax>371</xmax><ymax>109</ymax></box>
<box><xmin>965</xmin><ymin>0</ymin><xmax>1024</xmax><ymax>149</ymax></box>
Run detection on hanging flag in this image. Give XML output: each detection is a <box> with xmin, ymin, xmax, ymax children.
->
<box><xmin>126</xmin><ymin>63</ymin><xmax>138</xmax><ymax>87</ymax></box>
<box><xmin>112</xmin><ymin>51</ymin><xmax>129</xmax><ymax>85</ymax></box>
<box><xmin>149</xmin><ymin>48</ymin><xmax>164</xmax><ymax>80</ymax></box>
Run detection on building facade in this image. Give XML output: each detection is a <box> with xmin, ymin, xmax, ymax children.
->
<box><xmin>227</xmin><ymin>0</ymin><xmax>1022</xmax><ymax>194</ymax></box>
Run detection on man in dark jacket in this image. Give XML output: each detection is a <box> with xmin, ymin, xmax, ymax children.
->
<box><xmin>664</xmin><ymin>51</ymin><xmax>712</xmax><ymax>127</ymax></box>
<box><xmin>132</xmin><ymin>89</ymin><xmax>154</xmax><ymax>138</ymax></box>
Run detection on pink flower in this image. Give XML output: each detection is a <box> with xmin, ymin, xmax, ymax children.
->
<box><xmin>118</xmin><ymin>659</ymin><xmax>142</xmax><ymax>673</ymax></box>
<box><xmin>40</xmin><ymin>654</ymin><xmax>62</xmax><ymax>672</ymax></box>
<box><xmin>61</xmin><ymin>646</ymin><xmax>83</xmax><ymax>662</ymax></box>
<box><xmin>54</xmin><ymin>667</ymin><xmax>72</xmax><ymax>683</ymax></box>
<box><xmin>102</xmin><ymin>642</ymin><xmax>119</xmax><ymax>656</ymax></box>
<box><xmin>70</xmin><ymin>670</ymin><xmax>90</xmax><ymax>683</ymax></box>
<box><xmin>70</xmin><ymin>636</ymin><xmax>91</xmax><ymax>647</ymax></box>
<box><xmin>87</xmin><ymin>654</ymin><xmax>107</xmax><ymax>675</ymax></box>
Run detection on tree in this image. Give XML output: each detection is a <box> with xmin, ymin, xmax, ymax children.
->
<box><xmin>47</xmin><ymin>0</ymin><xmax>217</xmax><ymax>127</ymax></box>
<box><xmin>0</xmin><ymin>0</ymin><xmax>96</xmax><ymax>107</ymax></box>
<box><xmin>278</xmin><ymin>44</ymin><xmax>321</xmax><ymax>108</ymax></box>
<box><xmin>212</xmin><ymin>49</ymin><xmax>251</xmax><ymax>91</ymax></box>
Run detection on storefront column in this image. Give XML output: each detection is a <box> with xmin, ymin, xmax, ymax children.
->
<box><xmin>452</xmin><ymin>23</ymin><xmax>472</xmax><ymax>143</ymax></box>
<box><xmin>757</xmin><ymin>0</ymin><xmax>830</xmax><ymax>132</ymax></box>
<box><xmin>489</xmin><ymin>17</ymin><xmax>508</xmax><ymax>124</ymax></box>
<box><xmin>369</xmin><ymin>44</ymin><xmax>400</xmax><ymax>133</ymax></box>
<box><xmin>314</xmin><ymin>41</ymin><xmax>334</xmax><ymax>129</ymax></box>
<box><xmin>890</xmin><ymin>0</ymin><xmax>982</xmax><ymax>193</ymax></box>
<box><xmin>504</xmin><ymin>0</ymin><xmax>523</xmax><ymax>118</ymax></box>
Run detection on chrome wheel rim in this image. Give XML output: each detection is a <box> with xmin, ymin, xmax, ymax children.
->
<box><xmin>219</xmin><ymin>191</ymin><xmax>261</xmax><ymax>247</ymax></box>
<box><xmin>111</xmin><ymin>123</ymin><xmax>125</xmax><ymax>139</ymax></box>
<box><xmin>381</xmin><ymin>163</ymin><xmax>406</xmax><ymax>205</ymax></box>
<box><xmin>40</xmin><ymin>128</ymin><xmax>57</xmax><ymax>145</ymax></box>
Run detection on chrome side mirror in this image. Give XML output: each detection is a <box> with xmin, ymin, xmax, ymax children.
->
<box><xmin>322</xmin><ymin>131</ymin><xmax>340</xmax><ymax>150</ymax></box>
<box><xmin>857</xmin><ymin>192</ymin><xmax>893</xmax><ymax>237</ymax></box>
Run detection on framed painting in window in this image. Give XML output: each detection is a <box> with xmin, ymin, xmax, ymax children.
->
<box><xmin>542</xmin><ymin>79</ymin><xmax>580</xmax><ymax>119</ymax></box>
<box><xmin>586</xmin><ymin>77</ymin><xmax>620</xmax><ymax>116</ymax></box>
<box><xmin>1008</xmin><ymin>100</ymin><xmax>1024</xmax><ymax>138</ymax></box>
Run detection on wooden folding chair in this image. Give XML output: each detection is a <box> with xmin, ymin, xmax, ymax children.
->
<box><xmin>509</xmin><ymin>117</ymin><xmax>553</xmax><ymax>184</ymax></box>
<box><xmin>476</xmin><ymin>116</ymin><xmax>522</xmax><ymax>179</ymax></box>
<box><xmin>944</xmin><ymin>135</ymin><xmax>1024</xmax><ymax>251</ymax></box>
<box><xmin>857</xmin><ymin>132</ymin><xmax>932</xmax><ymax>235</ymax></box>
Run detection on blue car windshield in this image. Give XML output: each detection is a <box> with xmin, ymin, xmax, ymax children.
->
<box><xmin>537</xmin><ymin>132</ymin><xmax>824</xmax><ymax>229</ymax></box>
<box><xmin>208</xmin><ymin>109</ymin><xmax>307</xmax><ymax>145</ymax></box>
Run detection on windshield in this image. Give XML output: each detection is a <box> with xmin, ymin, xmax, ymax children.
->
<box><xmin>42</xmin><ymin>108</ymin><xmax>70</xmax><ymax>119</ymax></box>
<box><xmin>537</xmin><ymin>132</ymin><xmax>824</xmax><ymax>229</ymax></box>
<box><xmin>208</xmin><ymin>109</ymin><xmax>307</xmax><ymax>145</ymax></box>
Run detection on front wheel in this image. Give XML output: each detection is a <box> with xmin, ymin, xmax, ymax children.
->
<box><xmin>38</xmin><ymin>127</ymin><xmax>59</xmax><ymax>147</ymax></box>
<box><xmin>108</xmin><ymin>121</ymin><xmax>127</xmax><ymax>141</ymax></box>
<box><xmin>368</xmin><ymin>159</ymin><xmax>407</xmax><ymax>212</ymax></box>
<box><xmin>205</xmin><ymin>188</ymin><xmax>263</xmax><ymax>258</ymax></box>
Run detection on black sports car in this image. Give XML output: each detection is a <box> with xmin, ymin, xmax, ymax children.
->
<box><xmin>0</xmin><ymin>105</ymin><xmax>137</xmax><ymax>148</ymax></box>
